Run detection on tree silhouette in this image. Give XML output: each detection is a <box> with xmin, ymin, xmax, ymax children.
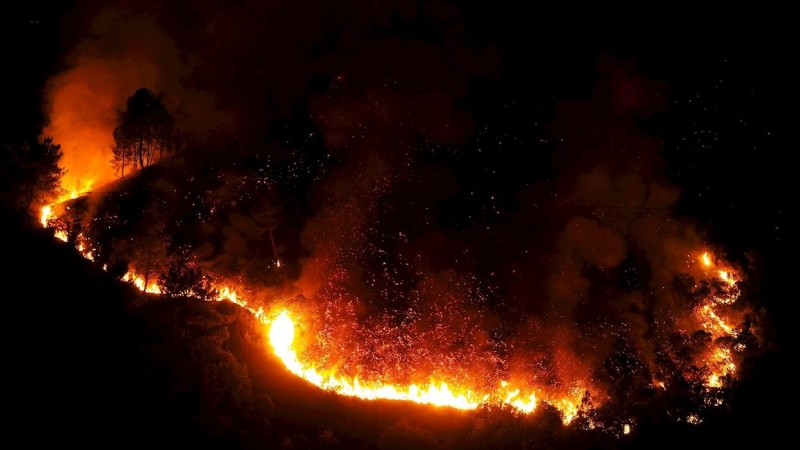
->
<box><xmin>110</xmin><ymin>200</ymin><xmax>168</xmax><ymax>289</ymax></box>
<box><xmin>112</xmin><ymin>88</ymin><xmax>176</xmax><ymax>177</ymax></box>
<box><xmin>159</xmin><ymin>258</ymin><xmax>218</xmax><ymax>301</ymax></box>
<box><xmin>0</xmin><ymin>137</ymin><xmax>65</xmax><ymax>221</ymax></box>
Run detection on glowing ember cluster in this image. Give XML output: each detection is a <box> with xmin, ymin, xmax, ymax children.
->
<box><xmin>694</xmin><ymin>252</ymin><xmax>743</xmax><ymax>388</ymax></box>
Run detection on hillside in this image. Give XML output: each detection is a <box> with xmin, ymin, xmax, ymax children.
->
<box><xmin>2</xmin><ymin>206</ymin><xmax>790</xmax><ymax>449</ymax></box>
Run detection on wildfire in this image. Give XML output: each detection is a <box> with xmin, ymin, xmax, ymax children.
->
<box><xmin>706</xmin><ymin>348</ymin><xmax>737</xmax><ymax>388</ymax></box>
<box><xmin>116</xmin><ymin>269</ymin><xmax>588</xmax><ymax>421</ymax></box>
<box><xmin>701</xmin><ymin>252</ymin><xmax>712</xmax><ymax>267</ymax></box>
<box><xmin>40</xmin><ymin>205</ymin><xmax>53</xmax><ymax>227</ymax></box>
<box><xmin>38</xmin><ymin>198</ymin><xmax>751</xmax><ymax>429</ymax></box>
<box><xmin>699</xmin><ymin>304</ymin><xmax>736</xmax><ymax>336</ymax></box>
<box><xmin>121</xmin><ymin>270</ymin><xmax>162</xmax><ymax>294</ymax></box>
<box><xmin>37</xmin><ymin>200</ymin><xmax>586</xmax><ymax>421</ymax></box>
<box><xmin>76</xmin><ymin>241</ymin><xmax>95</xmax><ymax>261</ymax></box>
<box><xmin>686</xmin><ymin>414</ymin><xmax>703</xmax><ymax>425</ymax></box>
<box><xmin>268</xmin><ymin>309</ymin><xmax>481</xmax><ymax>410</ymax></box>
<box><xmin>262</xmin><ymin>309</ymin><xmax>593</xmax><ymax>419</ymax></box>
<box><xmin>692</xmin><ymin>253</ymin><xmax>742</xmax><ymax>391</ymax></box>
<box><xmin>41</xmin><ymin>183</ymin><xmax>93</xmax><ymax>228</ymax></box>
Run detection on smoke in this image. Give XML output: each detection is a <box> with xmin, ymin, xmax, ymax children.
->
<box><xmin>41</xmin><ymin>0</ymin><xmax>334</xmax><ymax>192</ymax></box>
<box><xmin>288</xmin><ymin>50</ymin><xmax>754</xmax><ymax>410</ymax></box>
<box><xmin>44</xmin><ymin>5</ymin><xmax>175</xmax><ymax>192</ymax></box>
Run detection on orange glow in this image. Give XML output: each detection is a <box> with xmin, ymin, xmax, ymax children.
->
<box><xmin>718</xmin><ymin>270</ymin><xmax>737</xmax><ymax>288</ymax></box>
<box><xmin>113</xmin><ymin>272</ymin><xmax>591</xmax><ymax>421</ymax></box>
<box><xmin>76</xmin><ymin>241</ymin><xmax>95</xmax><ymax>261</ymax></box>
<box><xmin>39</xmin><ymin>187</ymin><xmax>94</xmax><ymax>238</ymax></box>
<box><xmin>40</xmin><ymin>182</ymin><xmax>99</xmax><ymax>247</ymax></box>
<box><xmin>40</xmin><ymin>206</ymin><xmax>53</xmax><ymax>227</ymax></box>
<box><xmin>267</xmin><ymin>309</ymin><xmax>482</xmax><ymax>410</ymax></box>
<box><xmin>699</xmin><ymin>304</ymin><xmax>735</xmax><ymax>336</ymax></box>
<box><xmin>701</xmin><ymin>252</ymin><xmax>712</xmax><ymax>267</ymax></box>
<box><xmin>706</xmin><ymin>348</ymin><xmax>736</xmax><ymax>388</ymax></box>
<box><xmin>549</xmin><ymin>394</ymin><xmax>582</xmax><ymax>424</ymax></box>
<box><xmin>262</xmin><ymin>309</ymin><xmax>593</xmax><ymax>417</ymax></box>
<box><xmin>42</xmin><ymin>56</ymin><xmax>160</xmax><ymax>194</ymax></box>
<box><xmin>693</xmin><ymin>253</ymin><xmax>741</xmax><ymax>391</ymax></box>
<box><xmin>122</xmin><ymin>270</ymin><xmax>162</xmax><ymax>294</ymax></box>
<box><xmin>38</xmin><ymin>194</ymin><xmax>751</xmax><ymax>427</ymax></box>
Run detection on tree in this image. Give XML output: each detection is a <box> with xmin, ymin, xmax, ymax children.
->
<box><xmin>0</xmin><ymin>137</ymin><xmax>65</xmax><ymax>221</ymax></box>
<box><xmin>111</xmin><ymin>200</ymin><xmax>169</xmax><ymax>290</ymax></box>
<box><xmin>111</xmin><ymin>88</ymin><xmax>176</xmax><ymax>177</ymax></box>
<box><xmin>158</xmin><ymin>260</ymin><xmax>218</xmax><ymax>301</ymax></box>
<box><xmin>251</xmin><ymin>186</ymin><xmax>284</xmax><ymax>268</ymax></box>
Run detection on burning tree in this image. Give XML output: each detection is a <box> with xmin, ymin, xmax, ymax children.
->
<box><xmin>0</xmin><ymin>137</ymin><xmax>65</xmax><ymax>221</ymax></box>
<box><xmin>111</xmin><ymin>88</ymin><xmax>176</xmax><ymax>177</ymax></box>
<box><xmin>111</xmin><ymin>201</ymin><xmax>169</xmax><ymax>291</ymax></box>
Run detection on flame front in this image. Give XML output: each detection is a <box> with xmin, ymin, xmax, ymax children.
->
<box><xmin>268</xmin><ymin>309</ymin><xmax>480</xmax><ymax>409</ymax></box>
<box><xmin>40</xmin><ymin>205</ymin><xmax>53</xmax><ymax>228</ymax></box>
<box><xmin>121</xmin><ymin>270</ymin><xmax>161</xmax><ymax>294</ymax></box>
<box><xmin>265</xmin><ymin>309</ymin><xmax>555</xmax><ymax>413</ymax></box>
<box><xmin>694</xmin><ymin>252</ymin><xmax>742</xmax><ymax>388</ymax></box>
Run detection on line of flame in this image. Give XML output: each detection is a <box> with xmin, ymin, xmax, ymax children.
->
<box><xmin>38</xmin><ymin>201</ymin><xmax>741</xmax><ymax>429</ymax></box>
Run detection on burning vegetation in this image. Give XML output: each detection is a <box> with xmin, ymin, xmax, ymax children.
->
<box><xmin>42</xmin><ymin>186</ymin><xmax>761</xmax><ymax>434</ymax></box>
<box><xmin>32</xmin><ymin>64</ymin><xmax>766</xmax><ymax>440</ymax></box>
<box><xmin>3</xmin><ymin>2</ymin><xmax>779</xmax><ymax>447</ymax></box>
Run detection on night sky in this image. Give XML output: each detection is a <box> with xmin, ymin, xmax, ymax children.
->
<box><xmin>3</xmin><ymin>1</ymin><xmax>793</xmax><ymax>447</ymax></box>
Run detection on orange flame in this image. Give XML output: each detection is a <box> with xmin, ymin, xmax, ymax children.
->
<box><xmin>121</xmin><ymin>270</ymin><xmax>161</xmax><ymax>294</ymax></box>
<box><xmin>38</xmin><ymin>200</ymin><xmax>747</xmax><ymax>427</ymax></box>
<box><xmin>701</xmin><ymin>252</ymin><xmax>712</xmax><ymax>267</ymax></box>
<box><xmin>40</xmin><ymin>205</ymin><xmax>53</xmax><ymax>228</ymax></box>
<box><xmin>693</xmin><ymin>254</ymin><xmax>741</xmax><ymax>391</ymax></box>
<box><xmin>264</xmin><ymin>309</ymin><xmax>592</xmax><ymax>422</ymax></box>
